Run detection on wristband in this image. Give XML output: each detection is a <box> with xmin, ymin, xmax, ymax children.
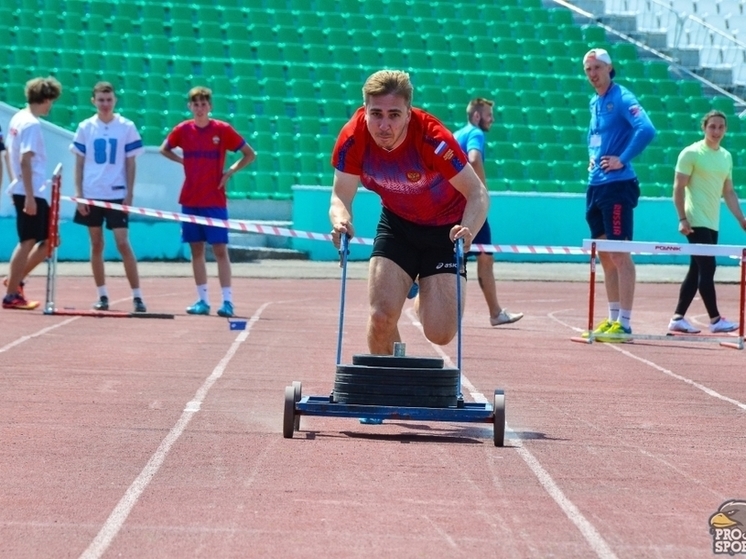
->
<box><xmin>679</xmin><ymin>217</ymin><xmax>687</xmax><ymax>221</ymax></box>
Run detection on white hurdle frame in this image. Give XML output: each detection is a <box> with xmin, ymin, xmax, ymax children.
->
<box><xmin>577</xmin><ymin>239</ymin><xmax>746</xmax><ymax>350</ymax></box>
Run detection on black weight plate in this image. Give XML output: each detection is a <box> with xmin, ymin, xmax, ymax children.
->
<box><xmin>336</xmin><ymin>364</ymin><xmax>459</xmax><ymax>381</ymax></box>
<box><xmin>352</xmin><ymin>354</ymin><xmax>444</xmax><ymax>369</ymax></box>
<box><xmin>334</xmin><ymin>372</ymin><xmax>458</xmax><ymax>387</ymax></box>
<box><xmin>333</xmin><ymin>391</ymin><xmax>458</xmax><ymax>408</ymax></box>
<box><xmin>333</xmin><ymin>380</ymin><xmax>458</xmax><ymax>398</ymax></box>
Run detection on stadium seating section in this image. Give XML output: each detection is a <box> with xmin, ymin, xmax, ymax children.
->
<box><xmin>1</xmin><ymin>0</ymin><xmax>743</xmax><ymax>199</ymax></box>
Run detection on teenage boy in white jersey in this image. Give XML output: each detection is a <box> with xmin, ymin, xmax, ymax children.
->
<box><xmin>3</xmin><ymin>76</ymin><xmax>62</xmax><ymax>310</ymax></box>
<box><xmin>70</xmin><ymin>81</ymin><xmax>146</xmax><ymax>312</ymax></box>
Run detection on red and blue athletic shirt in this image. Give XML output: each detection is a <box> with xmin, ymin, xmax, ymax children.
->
<box><xmin>331</xmin><ymin>107</ymin><xmax>468</xmax><ymax>226</ymax></box>
<box><xmin>165</xmin><ymin>119</ymin><xmax>246</xmax><ymax>208</ymax></box>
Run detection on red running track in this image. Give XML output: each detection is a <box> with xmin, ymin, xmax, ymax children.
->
<box><xmin>0</xmin><ymin>275</ymin><xmax>744</xmax><ymax>558</ymax></box>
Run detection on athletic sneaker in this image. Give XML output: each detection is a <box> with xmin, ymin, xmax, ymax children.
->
<box><xmin>595</xmin><ymin>321</ymin><xmax>632</xmax><ymax>343</ymax></box>
<box><xmin>3</xmin><ymin>277</ymin><xmax>25</xmax><ymax>297</ymax></box>
<box><xmin>133</xmin><ymin>297</ymin><xmax>147</xmax><ymax>313</ymax></box>
<box><xmin>217</xmin><ymin>301</ymin><xmax>234</xmax><ymax>318</ymax></box>
<box><xmin>709</xmin><ymin>317</ymin><xmax>738</xmax><ymax>333</ymax></box>
<box><xmin>668</xmin><ymin>317</ymin><xmax>701</xmax><ymax>334</ymax></box>
<box><xmin>93</xmin><ymin>296</ymin><xmax>109</xmax><ymax>311</ymax></box>
<box><xmin>359</xmin><ymin>417</ymin><xmax>384</xmax><ymax>425</ymax></box>
<box><xmin>491</xmin><ymin>309</ymin><xmax>524</xmax><ymax>326</ymax></box>
<box><xmin>186</xmin><ymin>300</ymin><xmax>210</xmax><ymax>315</ymax></box>
<box><xmin>407</xmin><ymin>282</ymin><xmax>419</xmax><ymax>299</ymax></box>
<box><xmin>581</xmin><ymin>319</ymin><xmax>613</xmax><ymax>339</ymax></box>
<box><xmin>2</xmin><ymin>292</ymin><xmax>36</xmax><ymax>310</ymax></box>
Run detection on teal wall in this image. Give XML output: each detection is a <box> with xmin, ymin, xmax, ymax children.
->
<box><xmin>2</xmin><ymin>189</ymin><xmax>744</xmax><ymax>264</ymax></box>
<box><xmin>0</xmin><ymin>219</ymin><xmax>185</xmax><ymax>261</ymax></box>
<box><xmin>290</xmin><ymin>186</ymin><xmax>746</xmax><ymax>265</ymax></box>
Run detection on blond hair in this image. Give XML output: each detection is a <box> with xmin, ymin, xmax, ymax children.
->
<box><xmin>466</xmin><ymin>98</ymin><xmax>494</xmax><ymax>120</ymax></box>
<box><xmin>362</xmin><ymin>70</ymin><xmax>413</xmax><ymax>107</ymax></box>
<box><xmin>25</xmin><ymin>77</ymin><xmax>62</xmax><ymax>105</ymax></box>
<box><xmin>188</xmin><ymin>86</ymin><xmax>212</xmax><ymax>103</ymax></box>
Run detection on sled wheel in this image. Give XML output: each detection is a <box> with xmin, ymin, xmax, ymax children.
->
<box><xmin>493</xmin><ymin>389</ymin><xmax>505</xmax><ymax>447</ymax></box>
<box><xmin>292</xmin><ymin>381</ymin><xmax>302</xmax><ymax>431</ymax></box>
<box><xmin>283</xmin><ymin>385</ymin><xmax>296</xmax><ymax>439</ymax></box>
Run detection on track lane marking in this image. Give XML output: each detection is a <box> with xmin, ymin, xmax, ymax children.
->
<box><xmin>405</xmin><ymin>308</ymin><xmax>619</xmax><ymax>559</ymax></box>
<box><xmin>550</xmin><ymin>311</ymin><xmax>746</xmax><ymax>412</ymax></box>
<box><xmin>79</xmin><ymin>302</ymin><xmax>271</xmax><ymax>559</ymax></box>
<box><xmin>0</xmin><ymin>317</ymin><xmax>80</xmax><ymax>353</ymax></box>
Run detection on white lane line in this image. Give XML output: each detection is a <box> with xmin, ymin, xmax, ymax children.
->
<box><xmin>79</xmin><ymin>302</ymin><xmax>271</xmax><ymax>559</ymax></box>
<box><xmin>0</xmin><ymin>317</ymin><xmax>80</xmax><ymax>354</ymax></box>
<box><xmin>550</xmin><ymin>311</ymin><xmax>746</xmax><ymax>412</ymax></box>
<box><xmin>405</xmin><ymin>308</ymin><xmax>619</xmax><ymax>559</ymax></box>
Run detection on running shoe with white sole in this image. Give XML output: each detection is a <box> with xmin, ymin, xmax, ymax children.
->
<box><xmin>709</xmin><ymin>317</ymin><xmax>738</xmax><ymax>333</ymax></box>
<box><xmin>491</xmin><ymin>309</ymin><xmax>524</xmax><ymax>326</ymax></box>
<box><xmin>668</xmin><ymin>317</ymin><xmax>701</xmax><ymax>334</ymax></box>
<box><xmin>595</xmin><ymin>321</ymin><xmax>632</xmax><ymax>343</ymax></box>
<box><xmin>186</xmin><ymin>300</ymin><xmax>210</xmax><ymax>315</ymax></box>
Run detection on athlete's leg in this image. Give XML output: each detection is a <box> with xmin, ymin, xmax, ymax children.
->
<box><xmin>5</xmin><ymin>240</ymin><xmax>35</xmax><ymax>294</ymax></box>
<box><xmin>476</xmin><ymin>252</ymin><xmax>500</xmax><ymax>318</ymax></box>
<box><xmin>367</xmin><ymin>256</ymin><xmax>411</xmax><ymax>354</ymax></box>
<box><xmin>112</xmin><ymin>227</ymin><xmax>140</xmax><ymax>290</ymax></box>
<box><xmin>673</xmin><ymin>255</ymin><xmax>699</xmax><ymax>317</ymax></box>
<box><xmin>89</xmin><ymin>226</ymin><xmax>106</xmax><ymax>287</ymax></box>
<box><xmin>607</xmin><ymin>251</ymin><xmax>635</xmax><ymax>311</ymax></box>
<box><xmin>190</xmin><ymin>241</ymin><xmax>208</xmax><ymax>285</ymax></box>
<box><xmin>22</xmin><ymin>240</ymin><xmax>49</xmax><ymax>280</ymax></box>
<box><xmin>418</xmin><ymin>271</ymin><xmax>465</xmax><ymax>345</ymax></box>
<box><xmin>212</xmin><ymin>243</ymin><xmax>232</xmax><ymax>288</ymax></box>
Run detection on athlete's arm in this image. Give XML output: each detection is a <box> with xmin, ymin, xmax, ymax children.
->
<box><xmin>673</xmin><ymin>171</ymin><xmax>691</xmax><ymax>235</ymax></box>
<box><xmin>448</xmin><ymin>164</ymin><xmax>489</xmax><ymax>252</ymax></box>
<box><xmin>3</xmin><ymin>151</ymin><xmax>11</xmax><ymax>184</ymax></box>
<box><xmin>74</xmin><ymin>153</ymin><xmax>89</xmax><ymax>216</ymax></box>
<box><xmin>219</xmin><ymin>143</ymin><xmax>256</xmax><ymax>190</ymax></box>
<box><xmin>124</xmin><ymin>156</ymin><xmax>136</xmax><ymax>206</ymax></box>
<box><xmin>20</xmin><ymin>150</ymin><xmax>37</xmax><ymax>216</ymax></box>
<box><xmin>617</xmin><ymin>93</ymin><xmax>656</xmax><ymax>166</ymax></box>
<box><xmin>329</xmin><ymin>169</ymin><xmax>359</xmax><ymax>247</ymax></box>
<box><xmin>722</xmin><ymin>178</ymin><xmax>746</xmax><ymax>231</ymax></box>
<box><xmin>159</xmin><ymin>140</ymin><xmax>183</xmax><ymax>165</ymax></box>
<box><xmin>467</xmin><ymin>149</ymin><xmax>487</xmax><ymax>188</ymax></box>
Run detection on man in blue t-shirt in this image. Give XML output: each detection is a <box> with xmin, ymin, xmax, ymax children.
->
<box><xmin>454</xmin><ymin>98</ymin><xmax>523</xmax><ymax>327</ymax></box>
<box><xmin>583</xmin><ymin>48</ymin><xmax>656</xmax><ymax>341</ymax></box>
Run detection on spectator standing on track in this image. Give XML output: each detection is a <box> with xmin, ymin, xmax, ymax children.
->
<box><xmin>3</xmin><ymin>77</ymin><xmax>61</xmax><ymax>311</ymax></box>
<box><xmin>160</xmin><ymin>86</ymin><xmax>255</xmax><ymax>318</ymax></box>
<box><xmin>668</xmin><ymin>110</ymin><xmax>746</xmax><ymax>334</ymax></box>
<box><xmin>453</xmin><ymin>98</ymin><xmax>523</xmax><ymax>327</ymax></box>
<box><xmin>329</xmin><ymin>70</ymin><xmax>489</xmax><ymax>354</ymax></box>
<box><xmin>70</xmin><ymin>82</ymin><xmax>147</xmax><ymax>313</ymax></box>
<box><xmin>582</xmin><ymin>48</ymin><xmax>656</xmax><ymax>342</ymax></box>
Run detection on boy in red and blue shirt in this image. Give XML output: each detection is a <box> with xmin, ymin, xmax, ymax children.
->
<box><xmin>160</xmin><ymin>86</ymin><xmax>255</xmax><ymax>317</ymax></box>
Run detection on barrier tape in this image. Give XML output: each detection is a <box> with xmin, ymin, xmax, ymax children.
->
<box><xmin>62</xmin><ymin>196</ymin><xmax>593</xmax><ymax>255</ymax></box>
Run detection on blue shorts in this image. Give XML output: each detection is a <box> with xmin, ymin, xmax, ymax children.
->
<box><xmin>467</xmin><ymin>220</ymin><xmax>492</xmax><ymax>257</ymax></box>
<box><xmin>585</xmin><ymin>178</ymin><xmax>639</xmax><ymax>240</ymax></box>
<box><xmin>181</xmin><ymin>206</ymin><xmax>229</xmax><ymax>245</ymax></box>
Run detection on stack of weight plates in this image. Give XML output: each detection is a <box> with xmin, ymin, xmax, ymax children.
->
<box><xmin>333</xmin><ymin>354</ymin><xmax>460</xmax><ymax>408</ymax></box>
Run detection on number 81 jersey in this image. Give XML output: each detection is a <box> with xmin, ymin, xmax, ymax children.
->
<box><xmin>69</xmin><ymin>114</ymin><xmax>144</xmax><ymax>199</ymax></box>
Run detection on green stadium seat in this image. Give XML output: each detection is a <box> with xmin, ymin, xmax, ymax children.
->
<box><xmin>582</xmin><ymin>26</ymin><xmax>607</xmax><ymax>45</ymax></box>
<box><xmin>557</xmin><ymin>24</ymin><xmax>583</xmax><ymax>42</ymax></box>
<box><xmin>499</xmin><ymin>159</ymin><xmax>526</xmax><ymax>180</ymax></box>
<box><xmin>712</xmin><ymin>96</ymin><xmax>735</xmax><ymax>115</ymax></box>
<box><xmin>654</xmin><ymin>80</ymin><xmax>678</xmax><ymax>97</ymax></box>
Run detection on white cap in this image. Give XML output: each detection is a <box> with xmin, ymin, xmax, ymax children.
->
<box><xmin>583</xmin><ymin>48</ymin><xmax>612</xmax><ymax>65</ymax></box>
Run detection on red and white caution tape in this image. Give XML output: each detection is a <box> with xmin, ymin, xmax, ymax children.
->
<box><xmin>63</xmin><ymin>196</ymin><xmax>593</xmax><ymax>254</ymax></box>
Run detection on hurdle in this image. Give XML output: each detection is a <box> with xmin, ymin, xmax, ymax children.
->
<box><xmin>572</xmin><ymin>239</ymin><xmax>746</xmax><ymax>349</ymax></box>
<box><xmin>43</xmin><ymin>166</ymin><xmax>174</xmax><ymax>319</ymax></box>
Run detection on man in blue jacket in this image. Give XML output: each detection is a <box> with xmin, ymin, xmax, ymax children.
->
<box><xmin>583</xmin><ymin>48</ymin><xmax>656</xmax><ymax>342</ymax></box>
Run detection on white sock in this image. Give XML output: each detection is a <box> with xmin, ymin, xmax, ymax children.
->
<box><xmin>97</xmin><ymin>285</ymin><xmax>108</xmax><ymax>298</ymax></box>
<box><xmin>197</xmin><ymin>284</ymin><xmax>209</xmax><ymax>304</ymax></box>
<box><xmin>608</xmin><ymin>302</ymin><xmax>620</xmax><ymax>322</ymax></box>
<box><xmin>132</xmin><ymin>288</ymin><xmax>142</xmax><ymax>299</ymax></box>
<box><xmin>619</xmin><ymin>309</ymin><xmax>632</xmax><ymax>329</ymax></box>
<box><xmin>221</xmin><ymin>286</ymin><xmax>232</xmax><ymax>303</ymax></box>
